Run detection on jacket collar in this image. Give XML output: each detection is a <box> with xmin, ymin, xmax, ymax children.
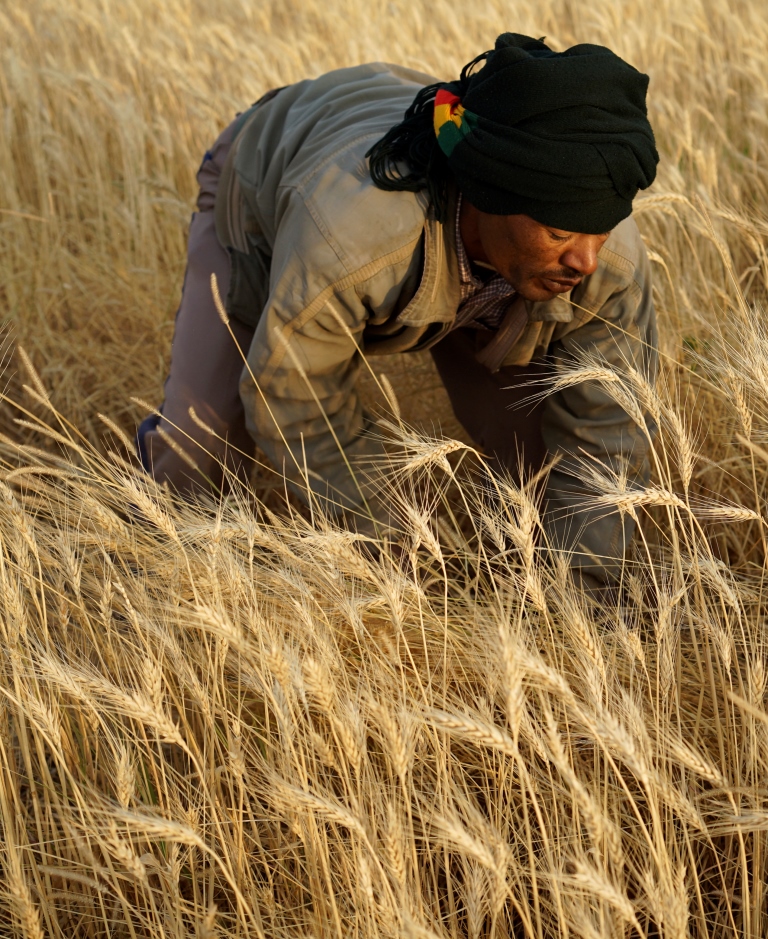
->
<box><xmin>393</xmin><ymin>187</ymin><xmax>461</xmax><ymax>328</ymax></box>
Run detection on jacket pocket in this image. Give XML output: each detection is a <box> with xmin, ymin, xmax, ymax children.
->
<box><xmin>226</xmin><ymin>246</ymin><xmax>271</xmax><ymax>329</ymax></box>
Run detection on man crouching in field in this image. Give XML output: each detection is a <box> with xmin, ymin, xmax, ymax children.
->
<box><xmin>137</xmin><ymin>32</ymin><xmax>659</xmax><ymax>593</ymax></box>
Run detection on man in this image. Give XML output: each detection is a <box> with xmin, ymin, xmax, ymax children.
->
<box><xmin>137</xmin><ymin>33</ymin><xmax>659</xmax><ymax>588</ymax></box>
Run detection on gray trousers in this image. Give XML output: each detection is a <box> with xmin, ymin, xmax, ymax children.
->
<box><xmin>137</xmin><ymin>120</ymin><xmax>547</xmax><ymax>495</ymax></box>
<box><xmin>137</xmin><ymin>119</ymin><xmax>255</xmax><ymax>493</ymax></box>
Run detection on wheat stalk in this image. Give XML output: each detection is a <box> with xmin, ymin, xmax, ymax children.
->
<box><xmin>4</xmin><ymin>2</ymin><xmax>768</xmax><ymax>937</ymax></box>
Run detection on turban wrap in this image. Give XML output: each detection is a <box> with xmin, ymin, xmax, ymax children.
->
<box><xmin>434</xmin><ymin>34</ymin><xmax>659</xmax><ymax>233</ymax></box>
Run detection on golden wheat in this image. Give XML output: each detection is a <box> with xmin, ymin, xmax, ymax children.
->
<box><xmin>2</xmin><ymin>0</ymin><xmax>768</xmax><ymax>936</ymax></box>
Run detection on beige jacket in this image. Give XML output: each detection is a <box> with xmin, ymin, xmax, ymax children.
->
<box><xmin>215</xmin><ymin>63</ymin><xmax>657</xmax><ymax>583</ymax></box>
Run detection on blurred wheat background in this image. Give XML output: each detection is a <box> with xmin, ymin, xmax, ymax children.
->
<box><xmin>2</xmin><ymin>0</ymin><xmax>768</xmax><ymax>936</ymax></box>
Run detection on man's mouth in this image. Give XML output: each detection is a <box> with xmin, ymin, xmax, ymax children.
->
<box><xmin>540</xmin><ymin>275</ymin><xmax>581</xmax><ymax>294</ymax></box>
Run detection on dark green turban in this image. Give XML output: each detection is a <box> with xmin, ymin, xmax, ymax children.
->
<box><xmin>434</xmin><ymin>34</ymin><xmax>659</xmax><ymax>233</ymax></box>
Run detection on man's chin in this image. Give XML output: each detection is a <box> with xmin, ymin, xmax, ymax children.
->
<box><xmin>517</xmin><ymin>284</ymin><xmax>561</xmax><ymax>302</ymax></box>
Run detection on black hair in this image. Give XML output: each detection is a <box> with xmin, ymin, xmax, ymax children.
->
<box><xmin>365</xmin><ymin>52</ymin><xmax>491</xmax><ymax>223</ymax></box>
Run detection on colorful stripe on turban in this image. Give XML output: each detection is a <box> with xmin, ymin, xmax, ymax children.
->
<box><xmin>433</xmin><ymin>89</ymin><xmax>477</xmax><ymax>157</ymax></box>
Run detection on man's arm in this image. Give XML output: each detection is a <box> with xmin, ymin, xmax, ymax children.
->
<box><xmin>540</xmin><ymin>239</ymin><xmax>658</xmax><ymax>585</ymax></box>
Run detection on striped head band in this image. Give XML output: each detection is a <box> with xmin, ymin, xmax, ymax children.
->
<box><xmin>433</xmin><ymin>87</ymin><xmax>477</xmax><ymax>157</ymax></box>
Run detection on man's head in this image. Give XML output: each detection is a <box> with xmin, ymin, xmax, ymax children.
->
<box><xmin>460</xmin><ymin>201</ymin><xmax>609</xmax><ymax>302</ymax></box>
<box><xmin>369</xmin><ymin>33</ymin><xmax>658</xmax><ymax>237</ymax></box>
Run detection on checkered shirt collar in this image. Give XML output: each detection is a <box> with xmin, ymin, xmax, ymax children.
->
<box><xmin>455</xmin><ymin>194</ymin><xmax>482</xmax><ymax>299</ymax></box>
<box><xmin>453</xmin><ymin>195</ymin><xmax>517</xmax><ymax>329</ymax></box>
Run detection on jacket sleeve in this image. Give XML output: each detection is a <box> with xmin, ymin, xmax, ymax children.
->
<box><xmin>239</xmin><ymin>192</ymin><xmax>409</xmax><ymax>520</ymax></box>
<box><xmin>540</xmin><ymin>240</ymin><xmax>658</xmax><ymax>585</ymax></box>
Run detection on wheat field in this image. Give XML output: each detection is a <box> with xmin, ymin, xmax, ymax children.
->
<box><xmin>2</xmin><ymin>0</ymin><xmax>768</xmax><ymax>936</ymax></box>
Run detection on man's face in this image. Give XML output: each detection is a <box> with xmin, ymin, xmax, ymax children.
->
<box><xmin>460</xmin><ymin>201</ymin><xmax>612</xmax><ymax>302</ymax></box>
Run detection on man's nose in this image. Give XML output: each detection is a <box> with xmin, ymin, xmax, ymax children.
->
<box><xmin>562</xmin><ymin>236</ymin><xmax>602</xmax><ymax>277</ymax></box>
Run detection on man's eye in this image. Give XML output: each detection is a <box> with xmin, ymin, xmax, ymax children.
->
<box><xmin>550</xmin><ymin>232</ymin><xmax>569</xmax><ymax>242</ymax></box>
